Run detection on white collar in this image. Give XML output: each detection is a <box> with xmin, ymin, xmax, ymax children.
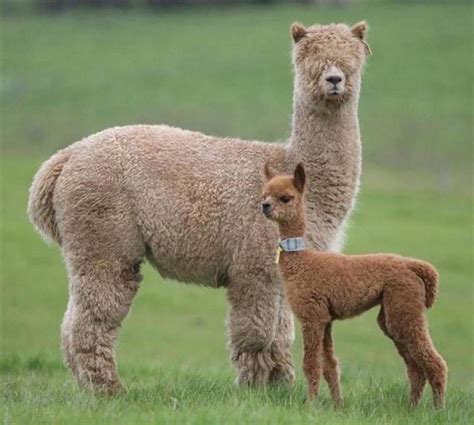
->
<box><xmin>279</xmin><ymin>237</ymin><xmax>306</xmax><ymax>252</ymax></box>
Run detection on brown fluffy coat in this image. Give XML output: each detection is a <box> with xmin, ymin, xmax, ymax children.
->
<box><xmin>28</xmin><ymin>22</ymin><xmax>370</xmax><ymax>393</ymax></box>
<box><xmin>262</xmin><ymin>164</ymin><xmax>448</xmax><ymax>409</ymax></box>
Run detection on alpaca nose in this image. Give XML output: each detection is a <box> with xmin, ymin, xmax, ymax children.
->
<box><xmin>326</xmin><ymin>75</ymin><xmax>342</xmax><ymax>85</ymax></box>
<box><xmin>261</xmin><ymin>202</ymin><xmax>272</xmax><ymax>214</ymax></box>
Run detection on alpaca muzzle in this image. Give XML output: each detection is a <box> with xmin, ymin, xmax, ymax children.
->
<box><xmin>261</xmin><ymin>202</ymin><xmax>273</xmax><ymax>216</ymax></box>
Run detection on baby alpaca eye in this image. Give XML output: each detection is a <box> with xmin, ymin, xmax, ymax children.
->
<box><xmin>280</xmin><ymin>195</ymin><xmax>292</xmax><ymax>204</ymax></box>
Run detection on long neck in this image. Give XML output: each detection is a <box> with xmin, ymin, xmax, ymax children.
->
<box><xmin>277</xmin><ymin>210</ymin><xmax>306</xmax><ymax>240</ymax></box>
<box><xmin>287</xmin><ymin>97</ymin><xmax>362</xmax><ymax>249</ymax></box>
<box><xmin>290</xmin><ymin>97</ymin><xmax>360</xmax><ymax>150</ymax></box>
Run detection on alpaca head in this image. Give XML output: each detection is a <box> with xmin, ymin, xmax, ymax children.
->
<box><xmin>290</xmin><ymin>21</ymin><xmax>371</xmax><ymax>108</ymax></box>
<box><xmin>261</xmin><ymin>163</ymin><xmax>306</xmax><ymax>224</ymax></box>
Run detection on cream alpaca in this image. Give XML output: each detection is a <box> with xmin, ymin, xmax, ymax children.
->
<box><xmin>28</xmin><ymin>22</ymin><xmax>370</xmax><ymax>393</ymax></box>
<box><xmin>261</xmin><ymin>164</ymin><xmax>447</xmax><ymax>409</ymax></box>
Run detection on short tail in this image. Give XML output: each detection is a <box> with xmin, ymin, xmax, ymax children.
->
<box><xmin>406</xmin><ymin>259</ymin><xmax>439</xmax><ymax>308</ymax></box>
<box><xmin>27</xmin><ymin>149</ymin><xmax>71</xmax><ymax>245</ymax></box>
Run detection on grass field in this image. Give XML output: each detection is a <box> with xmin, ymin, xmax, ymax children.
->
<box><xmin>1</xmin><ymin>2</ymin><xmax>473</xmax><ymax>424</ymax></box>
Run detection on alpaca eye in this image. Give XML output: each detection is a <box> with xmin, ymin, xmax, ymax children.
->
<box><xmin>280</xmin><ymin>196</ymin><xmax>292</xmax><ymax>204</ymax></box>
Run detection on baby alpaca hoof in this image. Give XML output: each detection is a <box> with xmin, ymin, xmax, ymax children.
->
<box><xmin>305</xmin><ymin>391</ymin><xmax>317</xmax><ymax>406</ymax></box>
<box><xmin>409</xmin><ymin>397</ymin><xmax>421</xmax><ymax>409</ymax></box>
<box><xmin>433</xmin><ymin>398</ymin><xmax>445</xmax><ymax>410</ymax></box>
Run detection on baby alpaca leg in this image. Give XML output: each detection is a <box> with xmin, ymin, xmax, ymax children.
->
<box><xmin>405</xmin><ymin>323</ymin><xmax>447</xmax><ymax>409</ymax></box>
<box><xmin>65</xmin><ymin>257</ymin><xmax>143</xmax><ymax>394</ymax></box>
<box><xmin>301</xmin><ymin>321</ymin><xmax>326</xmax><ymax>402</ymax></box>
<box><xmin>322</xmin><ymin>323</ymin><xmax>343</xmax><ymax>408</ymax></box>
<box><xmin>377</xmin><ymin>307</ymin><xmax>426</xmax><ymax>406</ymax></box>
<box><xmin>384</xmin><ymin>289</ymin><xmax>447</xmax><ymax>409</ymax></box>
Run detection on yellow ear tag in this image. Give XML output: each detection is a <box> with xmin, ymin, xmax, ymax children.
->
<box><xmin>275</xmin><ymin>246</ymin><xmax>283</xmax><ymax>264</ymax></box>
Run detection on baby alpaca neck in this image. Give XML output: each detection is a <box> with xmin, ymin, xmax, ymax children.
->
<box><xmin>278</xmin><ymin>214</ymin><xmax>306</xmax><ymax>240</ymax></box>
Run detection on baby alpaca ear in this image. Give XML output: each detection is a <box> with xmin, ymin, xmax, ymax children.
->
<box><xmin>351</xmin><ymin>21</ymin><xmax>372</xmax><ymax>55</ymax></box>
<box><xmin>263</xmin><ymin>161</ymin><xmax>275</xmax><ymax>181</ymax></box>
<box><xmin>291</xmin><ymin>22</ymin><xmax>307</xmax><ymax>43</ymax></box>
<box><xmin>293</xmin><ymin>162</ymin><xmax>306</xmax><ymax>193</ymax></box>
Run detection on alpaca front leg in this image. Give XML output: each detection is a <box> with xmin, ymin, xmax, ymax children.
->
<box><xmin>323</xmin><ymin>323</ymin><xmax>343</xmax><ymax>408</ymax></box>
<box><xmin>227</xmin><ymin>270</ymin><xmax>280</xmax><ymax>386</ymax></box>
<box><xmin>302</xmin><ymin>323</ymin><xmax>325</xmax><ymax>402</ymax></box>
<box><xmin>269</xmin><ymin>295</ymin><xmax>296</xmax><ymax>385</ymax></box>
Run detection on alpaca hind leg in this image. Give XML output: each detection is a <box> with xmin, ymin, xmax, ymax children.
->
<box><xmin>58</xmin><ymin>197</ymin><xmax>145</xmax><ymax>392</ymax></box>
<box><xmin>322</xmin><ymin>323</ymin><xmax>343</xmax><ymax>408</ymax></box>
<box><xmin>55</xmin><ymin>154</ymin><xmax>146</xmax><ymax>393</ymax></box>
<box><xmin>377</xmin><ymin>307</ymin><xmax>426</xmax><ymax>406</ymax></box>
<box><xmin>66</xmin><ymin>257</ymin><xmax>143</xmax><ymax>394</ymax></box>
<box><xmin>61</xmin><ymin>297</ymin><xmax>77</xmax><ymax>375</ymax></box>
<box><xmin>404</xmin><ymin>323</ymin><xmax>447</xmax><ymax>409</ymax></box>
<box><xmin>384</xmin><ymin>288</ymin><xmax>447</xmax><ymax>409</ymax></box>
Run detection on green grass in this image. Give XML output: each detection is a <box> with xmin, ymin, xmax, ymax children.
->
<box><xmin>1</xmin><ymin>3</ymin><xmax>473</xmax><ymax>424</ymax></box>
<box><xmin>1</xmin><ymin>156</ymin><xmax>473</xmax><ymax>424</ymax></box>
<box><xmin>1</xmin><ymin>3</ymin><xmax>472</xmax><ymax>184</ymax></box>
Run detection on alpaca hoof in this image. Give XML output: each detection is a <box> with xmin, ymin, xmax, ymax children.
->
<box><xmin>234</xmin><ymin>351</ymin><xmax>276</xmax><ymax>387</ymax></box>
<box><xmin>305</xmin><ymin>391</ymin><xmax>316</xmax><ymax>406</ymax></box>
<box><xmin>236</xmin><ymin>371</ymin><xmax>268</xmax><ymax>387</ymax></box>
<box><xmin>104</xmin><ymin>380</ymin><xmax>124</xmax><ymax>396</ymax></box>
<box><xmin>80</xmin><ymin>377</ymin><xmax>124</xmax><ymax>396</ymax></box>
<box><xmin>269</xmin><ymin>364</ymin><xmax>296</xmax><ymax>386</ymax></box>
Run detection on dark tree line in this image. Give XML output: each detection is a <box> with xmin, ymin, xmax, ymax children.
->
<box><xmin>1</xmin><ymin>0</ymin><xmax>353</xmax><ymax>14</ymax></box>
<box><xmin>39</xmin><ymin>0</ymin><xmax>280</xmax><ymax>11</ymax></box>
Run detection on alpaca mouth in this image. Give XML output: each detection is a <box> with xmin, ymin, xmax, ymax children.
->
<box><xmin>325</xmin><ymin>90</ymin><xmax>345</xmax><ymax>101</ymax></box>
<box><xmin>262</xmin><ymin>209</ymin><xmax>276</xmax><ymax>220</ymax></box>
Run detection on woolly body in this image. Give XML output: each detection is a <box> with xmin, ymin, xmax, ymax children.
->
<box><xmin>262</xmin><ymin>166</ymin><xmax>448</xmax><ymax>409</ymax></box>
<box><xmin>28</xmin><ymin>22</ymin><xmax>369</xmax><ymax>392</ymax></box>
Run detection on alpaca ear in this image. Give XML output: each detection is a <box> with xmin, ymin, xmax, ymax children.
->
<box><xmin>293</xmin><ymin>162</ymin><xmax>306</xmax><ymax>193</ymax></box>
<box><xmin>351</xmin><ymin>21</ymin><xmax>372</xmax><ymax>55</ymax></box>
<box><xmin>351</xmin><ymin>21</ymin><xmax>368</xmax><ymax>40</ymax></box>
<box><xmin>291</xmin><ymin>22</ymin><xmax>307</xmax><ymax>43</ymax></box>
<box><xmin>263</xmin><ymin>161</ymin><xmax>275</xmax><ymax>181</ymax></box>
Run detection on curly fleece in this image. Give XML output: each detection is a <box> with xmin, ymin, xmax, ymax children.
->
<box><xmin>262</xmin><ymin>165</ymin><xmax>447</xmax><ymax>409</ymax></box>
<box><xmin>28</xmin><ymin>21</ymin><xmax>369</xmax><ymax>393</ymax></box>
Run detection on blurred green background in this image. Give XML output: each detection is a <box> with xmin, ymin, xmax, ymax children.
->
<box><xmin>1</xmin><ymin>1</ymin><xmax>473</xmax><ymax>424</ymax></box>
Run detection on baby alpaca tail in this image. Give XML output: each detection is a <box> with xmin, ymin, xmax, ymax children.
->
<box><xmin>27</xmin><ymin>149</ymin><xmax>71</xmax><ymax>245</ymax></box>
<box><xmin>406</xmin><ymin>259</ymin><xmax>439</xmax><ymax>309</ymax></box>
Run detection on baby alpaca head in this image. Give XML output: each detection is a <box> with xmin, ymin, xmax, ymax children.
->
<box><xmin>291</xmin><ymin>21</ymin><xmax>371</xmax><ymax>108</ymax></box>
<box><xmin>261</xmin><ymin>163</ymin><xmax>306</xmax><ymax>224</ymax></box>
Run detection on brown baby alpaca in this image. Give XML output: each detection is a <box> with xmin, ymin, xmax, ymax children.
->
<box><xmin>261</xmin><ymin>164</ymin><xmax>447</xmax><ymax>409</ymax></box>
<box><xmin>28</xmin><ymin>21</ymin><xmax>370</xmax><ymax>393</ymax></box>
